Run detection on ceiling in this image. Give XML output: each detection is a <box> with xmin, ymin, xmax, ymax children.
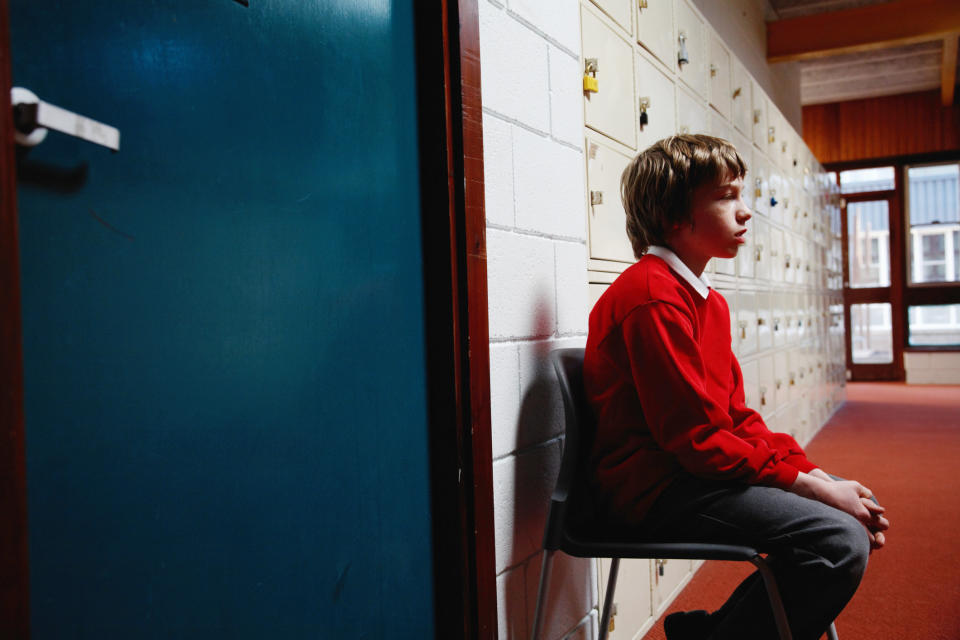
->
<box><xmin>767</xmin><ymin>0</ymin><xmax>960</xmax><ymax>105</ymax></box>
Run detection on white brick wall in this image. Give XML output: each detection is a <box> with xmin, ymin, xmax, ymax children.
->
<box><xmin>480</xmin><ymin>0</ymin><xmax>593</xmax><ymax>637</ymax></box>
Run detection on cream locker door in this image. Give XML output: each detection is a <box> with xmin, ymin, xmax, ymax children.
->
<box><xmin>740</xmin><ymin>358</ymin><xmax>760</xmax><ymax>414</ymax></box>
<box><xmin>772</xmin><ymin>289</ymin><xmax>786</xmax><ymax>348</ymax></box>
<box><xmin>751</xmin><ymin>156</ymin><xmax>769</xmax><ymax>218</ymax></box>
<box><xmin>735</xmin><ymin>134</ymin><xmax>755</xmax><ymax>279</ymax></box>
<box><xmin>652</xmin><ymin>559</ymin><xmax>694</xmax><ymax>622</ymax></box>
<box><xmin>765</xmin><ymin>98</ymin><xmax>781</xmax><ymax>160</ymax></box>
<box><xmin>769</xmin><ymin>226</ymin><xmax>784</xmax><ymax>283</ymax></box>
<box><xmin>587</xmin><ymin>137</ymin><xmax>635</xmax><ymax>263</ymax></box>
<box><xmin>753</xmin><ymin>216</ymin><xmax>769</xmax><ymax>281</ymax></box>
<box><xmin>589</xmin><ymin>282</ymin><xmax>609</xmax><ymax>308</ymax></box>
<box><xmin>676</xmin><ymin>85</ymin><xmax>708</xmax><ymax>135</ymax></box>
<box><xmin>708</xmin><ymin>32</ymin><xmax>731</xmax><ymax>120</ymax></box>
<box><xmin>784</xmin><ymin>290</ymin><xmax>798</xmax><ymax>344</ymax></box>
<box><xmin>768</xmin><ymin>165</ymin><xmax>784</xmax><ymax>226</ymax></box>
<box><xmin>582</xmin><ymin>5</ymin><xmax>637</xmax><ymax>149</ymax></box>
<box><xmin>730</xmin><ymin>57</ymin><xmax>752</xmax><ymax>136</ymax></box>
<box><xmin>598</xmin><ymin>558</ymin><xmax>653</xmax><ymax>639</ymax></box>
<box><xmin>674</xmin><ymin>0</ymin><xmax>707</xmax><ymax>99</ymax></box>
<box><xmin>783</xmin><ymin>232</ymin><xmax>796</xmax><ymax>285</ymax></box>
<box><xmin>709</xmin><ymin>110</ymin><xmax>735</xmax><ymax>143</ymax></box>
<box><xmin>737</xmin><ymin>224</ymin><xmax>755</xmax><ymax>281</ymax></box>
<box><xmin>796</xmin><ymin>291</ymin><xmax>808</xmax><ymax>342</ymax></box>
<box><xmin>750</xmin><ymin>78</ymin><xmax>767</xmax><ymax>150</ymax></box>
<box><xmin>592</xmin><ymin>0</ymin><xmax>633</xmax><ymax>35</ymax></box>
<box><xmin>737</xmin><ymin>289</ymin><xmax>758</xmax><ymax>357</ymax></box>
<box><xmin>636</xmin><ymin>48</ymin><xmax>676</xmax><ymax>150</ymax></box>
<box><xmin>637</xmin><ymin>0</ymin><xmax>674</xmax><ymax>69</ymax></box>
<box><xmin>774</xmin><ymin>350</ymin><xmax>789</xmax><ymax>411</ymax></box>
<box><xmin>733</xmin><ymin>131</ymin><xmax>754</xmax><ymax>212</ymax></box>
<box><xmin>788</xmin><ymin>348</ymin><xmax>802</xmax><ymax>404</ymax></box>
<box><xmin>758</xmin><ymin>354</ymin><xmax>775</xmax><ymax>417</ymax></box>
<box><xmin>717</xmin><ymin>287</ymin><xmax>737</xmax><ymax>352</ymax></box>
<box><xmin>757</xmin><ymin>289</ymin><xmax>773</xmax><ymax>351</ymax></box>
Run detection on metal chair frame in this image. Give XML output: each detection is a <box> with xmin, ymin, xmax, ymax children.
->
<box><xmin>530</xmin><ymin>348</ymin><xmax>838</xmax><ymax>640</ymax></box>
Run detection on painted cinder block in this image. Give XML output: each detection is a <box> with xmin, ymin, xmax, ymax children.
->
<box><xmin>484</xmin><ymin>112</ymin><xmax>516</xmax><ymax>228</ymax></box>
<box><xmin>513</xmin><ymin>126</ymin><xmax>587</xmax><ymax>239</ymax></box>
<box><xmin>497</xmin><ymin>562</ymin><xmax>529</xmax><ymax>639</ymax></box>
<box><xmin>490</xmin><ymin>342</ymin><xmax>522</xmax><ymax>460</ymax></box>
<box><xmin>525</xmin><ymin>552</ymin><xmax>598</xmax><ymax>640</ymax></box>
<box><xmin>555</xmin><ymin>240</ymin><xmax>590</xmax><ymax>336</ymax></box>
<box><xmin>492</xmin><ymin>440</ymin><xmax>563</xmax><ymax>573</ymax></box>
<box><xmin>549</xmin><ymin>45</ymin><xmax>585</xmax><ymax>148</ymax></box>
<box><xmin>479</xmin><ymin>0</ymin><xmax>551</xmax><ymax>133</ymax></box>
<box><xmin>487</xmin><ymin>228</ymin><xmax>557</xmax><ymax>340</ymax></box>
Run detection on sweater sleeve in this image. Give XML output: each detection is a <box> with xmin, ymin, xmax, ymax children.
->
<box><xmin>621</xmin><ymin>301</ymin><xmax>800</xmax><ymax>488</ymax></box>
<box><xmin>727</xmin><ymin>355</ymin><xmax>819</xmax><ymax>474</ymax></box>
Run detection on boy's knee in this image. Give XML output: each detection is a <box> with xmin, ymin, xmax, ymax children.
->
<box><xmin>830</xmin><ymin>515</ymin><xmax>870</xmax><ymax>583</ymax></box>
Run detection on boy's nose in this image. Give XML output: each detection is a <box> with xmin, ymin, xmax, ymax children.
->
<box><xmin>737</xmin><ymin>206</ymin><xmax>752</xmax><ymax>223</ymax></box>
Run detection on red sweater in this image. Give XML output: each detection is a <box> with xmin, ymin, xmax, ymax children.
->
<box><xmin>584</xmin><ymin>248</ymin><xmax>817</xmax><ymax>526</ymax></box>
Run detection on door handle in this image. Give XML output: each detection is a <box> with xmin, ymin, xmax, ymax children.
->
<box><xmin>11</xmin><ymin>87</ymin><xmax>120</xmax><ymax>152</ymax></box>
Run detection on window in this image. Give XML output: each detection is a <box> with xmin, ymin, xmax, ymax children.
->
<box><xmin>907</xmin><ymin>163</ymin><xmax>960</xmax><ymax>285</ymax></box>
<box><xmin>850</xmin><ymin>303</ymin><xmax>893</xmax><ymax>363</ymax></box>
<box><xmin>847</xmin><ymin>200</ymin><xmax>890</xmax><ymax>287</ymax></box>
<box><xmin>839</xmin><ymin>166</ymin><xmax>894</xmax><ymax>194</ymax></box>
<box><xmin>908</xmin><ymin>304</ymin><xmax>960</xmax><ymax>346</ymax></box>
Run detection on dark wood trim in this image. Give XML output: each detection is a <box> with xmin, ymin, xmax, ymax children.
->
<box><xmin>0</xmin><ymin>0</ymin><xmax>30</xmax><ymax>635</ymax></box>
<box><xmin>416</xmin><ymin>0</ymin><xmax>495</xmax><ymax>637</ymax></box>
<box><xmin>905</xmin><ymin>345</ymin><xmax>960</xmax><ymax>352</ymax></box>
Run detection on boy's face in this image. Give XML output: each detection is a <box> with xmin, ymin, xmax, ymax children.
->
<box><xmin>669</xmin><ymin>173</ymin><xmax>751</xmax><ymax>271</ymax></box>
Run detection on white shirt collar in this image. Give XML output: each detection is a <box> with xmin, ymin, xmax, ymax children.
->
<box><xmin>646</xmin><ymin>245</ymin><xmax>712</xmax><ymax>300</ymax></box>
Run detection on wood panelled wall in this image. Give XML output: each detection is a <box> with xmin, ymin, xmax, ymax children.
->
<box><xmin>803</xmin><ymin>89</ymin><xmax>960</xmax><ymax>164</ymax></box>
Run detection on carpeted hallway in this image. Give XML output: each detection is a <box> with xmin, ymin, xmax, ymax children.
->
<box><xmin>642</xmin><ymin>382</ymin><xmax>960</xmax><ymax>640</ymax></box>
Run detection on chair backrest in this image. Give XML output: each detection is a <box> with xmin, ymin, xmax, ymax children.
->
<box><xmin>543</xmin><ymin>348</ymin><xmax>596</xmax><ymax>550</ymax></box>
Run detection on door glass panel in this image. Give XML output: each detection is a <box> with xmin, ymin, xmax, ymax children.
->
<box><xmin>851</xmin><ymin>303</ymin><xmax>893</xmax><ymax>364</ymax></box>
<box><xmin>907</xmin><ymin>163</ymin><xmax>960</xmax><ymax>284</ymax></box>
<box><xmin>908</xmin><ymin>304</ymin><xmax>960</xmax><ymax>346</ymax></box>
<box><xmin>840</xmin><ymin>166</ymin><xmax>894</xmax><ymax>193</ymax></box>
<box><xmin>847</xmin><ymin>200</ymin><xmax>890</xmax><ymax>287</ymax></box>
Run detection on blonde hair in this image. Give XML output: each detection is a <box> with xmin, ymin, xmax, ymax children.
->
<box><xmin>621</xmin><ymin>134</ymin><xmax>746</xmax><ymax>259</ymax></box>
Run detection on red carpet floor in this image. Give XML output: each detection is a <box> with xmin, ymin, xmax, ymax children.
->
<box><xmin>642</xmin><ymin>382</ymin><xmax>960</xmax><ymax>640</ymax></box>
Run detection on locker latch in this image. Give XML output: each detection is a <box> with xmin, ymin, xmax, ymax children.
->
<box><xmin>759</xmin><ymin>386</ymin><xmax>767</xmax><ymax>406</ymax></box>
<box><xmin>678</xmin><ymin>32</ymin><xmax>690</xmax><ymax>67</ymax></box>
<box><xmin>639</xmin><ymin>97</ymin><xmax>651</xmax><ymax>128</ymax></box>
<box><xmin>638</xmin><ymin>0</ymin><xmax>649</xmax><ymax>9</ymax></box>
<box><xmin>710</xmin><ymin>64</ymin><xmax>718</xmax><ymax>77</ymax></box>
<box><xmin>754</xmin><ymin>244</ymin><xmax>764</xmax><ymax>262</ymax></box>
<box><xmin>753</xmin><ymin>109</ymin><xmax>761</xmax><ymax>124</ymax></box>
<box><xmin>590</xmin><ymin>190</ymin><xmax>604</xmax><ymax>206</ymax></box>
<box><xmin>583</xmin><ymin>58</ymin><xmax>599</xmax><ymax>93</ymax></box>
<box><xmin>768</xmin><ymin>126</ymin><xmax>776</xmax><ymax>143</ymax></box>
<box><xmin>754</xmin><ymin>177</ymin><xmax>762</xmax><ymax>198</ymax></box>
<box><xmin>781</xmin><ymin>140</ymin><xmax>788</xmax><ymax>154</ymax></box>
<box><xmin>732</xmin><ymin>87</ymin><xmax>742</xmax><ymax>99</ymax></box>
<box><xmin>655</xmin><ymin>558</ymin><xmax>668</xmax><ymax>580</ymax></box>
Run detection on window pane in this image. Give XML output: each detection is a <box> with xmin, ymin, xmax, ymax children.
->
<box><xmin>840</xmin><ymin>167</ymin><xmax>894</xmax><ymax>194</ymax></box>
<box><xmin>851</xmin><ymin>303</ymin><xmax>893</xmax><ymax>363</ymax></box>
<box><xmin>907</xmin><ymin>163</ymin><xmax>960</xmax><ymax>284</ymax></box>
<box><xmin>908</xmin><ymin>304</ymin><xmax>960</xmax><ymax>346</ymax></box>
<box><xmin>847</xmin><ymin>201</ymin><xmax>890</xmax><ymax>288</ymax></box>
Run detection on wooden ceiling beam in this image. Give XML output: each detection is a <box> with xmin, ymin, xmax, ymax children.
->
<box><xmin>942</xmin><ymin>34</ymin><xmax>958</xmax><ymax>107</ymax></box>
<box><xmin>767</xmin><ymin>0</ymin><xmax>960</xmax><ymax>63</ymax></box>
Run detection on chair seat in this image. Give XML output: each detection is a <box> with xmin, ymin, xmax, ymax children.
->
<box><xmin>560</xmin><ymin>533</ymin><xmax>763</xmax><ymax>562</ymax></box>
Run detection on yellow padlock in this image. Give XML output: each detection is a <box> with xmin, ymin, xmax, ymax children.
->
<box><xmin>583</xmin><ymin>75</ymin><xmax>599</xmax><ymax>93</ymax></box>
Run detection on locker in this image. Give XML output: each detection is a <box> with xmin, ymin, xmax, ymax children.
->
<box><xmin>767</xmin><ymin>165</ymin><xmax>784</xmax><ymax>226</ymax></box>
<box><xmin>783</xmin><ymin>232</ymin><xmax>796</xmax><ymax>285</ymax></box>
<box><xmin>754</xmin><ymin>216</ymin><xmax>770</xmax><ymax>281</ymax></box>
<box><xmin>772</xmin><ymin>290</ymin><xmax>786</xmax><ymax>348</ymax></box>
<box><xmin>652</xmin><ymin>559</ymin><xmax>694</xmax><ymax>619</ymax></box>
<box><xmin>750</xmin><ymin>78</ymin><xmax>767</xmax><ymax>150</ymax></box>
<box><xmin>737</xmin><ymin>224</ymin><xmax>755</xmax><ymax>280</ymax></box>
<box><xmin>598</xmin><ymin>558</ymin><xmax>653</xmax><ymax>639</ymax></box>
<box><xmin>741</xmin><ymin>358</ymin><xmax>760</xmax><ymax>413</ymax></box>
<box><xmin>788</xmin><ymin>348</ymin><xmax>801</xmax><ymax>404</ymax></box>
<box><xmin>779</xmin><ymin>402</ymin><xmax>798</xmax><ymax>440</ymax></box>
<box><xmin>750</xmin><ymin>156</ymin><xmax>769</xmax><ymax>218</ymax></box>
<box><xmin>737</xmin><ymin>289</ymin><xmax>758</xmax><ymax>357</ymax></box>
<box><xmin>590</xmin><ymin>282</ymin><xmax>609</xmax><ymax>308</ymax></box>
<box><xmin>758</xmin><ymin>354</ymin><xmax>775</xmax><ymax>417</ymax></box>
<box><xmin>674</xmin><ymin>0</ymin><xmax>707</xmax><ymax>99</ymax></box>
<box><xmin>765</xmin><ymin>98</ymin><xmax>781</xmax><ymax>161</ymax></box>
<box><xmin>708</xmin><ymin>31</ymin><xmax>731</xmax><ymax>120</ymax></box>
<box><xmin>774</xmin><ymin>350</ymin><xmax>789</xmax><ymax>411</ymax></box>
<box><xmin>732</xmin><ymin>131</ymin><xmax>754</xmax><ymax>213</ymax></box>
<box><xmin>676</xmin><ymin>84</ymin><xmax>708</xmax><ymax>135</ymax></box>
<box><xmin>582</xmin><ymin>5</ymin><xmax>637</xmax><ymax>149</ymax></box>
<box><xmin>757</xmin><ymin>289</ymin><xmax>773</xmax><ymax>351</ymax></box>
<box><xmin>591</xmin><ymin>0</ymin><xmax>633</xmax><ymax>35</ymax></box>
<box><xmin>730</xmin><ymin>57</ymin><xmax>752</xmax><ymax>136</ymax></box>
<box><xmin>784</xmin><ymin>291</ymin><xmax>797</xmax><ymax>344</ymax></box>
<box><xmin>586</xmin><ymin>137</ymin><xmax>635</xmax><ymax>263</ymax></box>
<box><xmin>636</xmin><ymin>48</ymin><xmax>677</xmax><ymax>150</ymax></box>
<box><xmin>710</xmin><ymin>110</ymin><xmax>735</xmax><ymax>143</ymax></box>
<box><xmin>717</xmin><ymin>287</ymin><xmax>737</xmax><ymax>351</ymax></box>
<box><xmin>769</xmin><ymin>227</ymin><xmax>784</xmax><ymax>283</ymax></box>
<box><xmin>636</xmin><ymin>0</ymin><xmax>674</xmax><ymax>69</ymax></box>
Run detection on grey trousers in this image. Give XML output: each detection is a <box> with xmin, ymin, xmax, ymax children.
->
<box><xmin>640</xmin><ymin>473</ymin><xmax>871</xmax><ymax>640</ymax></box>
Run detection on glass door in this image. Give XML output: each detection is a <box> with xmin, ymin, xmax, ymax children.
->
<box><xmin>842</xmin><ymin>191</ymin><xmax>905</xmax><ymax>380</ymax></box>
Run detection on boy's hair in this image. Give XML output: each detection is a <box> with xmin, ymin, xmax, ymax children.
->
<box><xmin>621</xmin><ymin>134</ymin><xmax>747</xmax><ymax>259</ymax></box>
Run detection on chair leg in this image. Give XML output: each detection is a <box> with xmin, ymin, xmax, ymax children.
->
<box><xmin>530</xmin><ymin>549</ymin><xmax>555</xmax><ymax>640</ymax></box>
<box><xmin>749</xmin><ymin>555</ymin><xmax>793</xmax><ymax>640</ymax></box>
<box><xmin>826</xmin><ymin>621</ymin><xmax>839</xmax><ymax>640</ymax></box>
<box><xmin>598</xmin><ymin>558</ymin><xmax>620</xmax><ymax>640</ymax></box>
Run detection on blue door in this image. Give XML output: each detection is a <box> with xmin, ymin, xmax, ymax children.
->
<box><xmin>10</xmin><ymin>1</ymin><xmax>435</xmax><ymax>637</ymax></box>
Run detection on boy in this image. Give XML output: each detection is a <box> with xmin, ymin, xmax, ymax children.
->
<box><xmin>583</xmin><ymin>135</ymin><xmax>888</xmax><ymax>640</ymax></box>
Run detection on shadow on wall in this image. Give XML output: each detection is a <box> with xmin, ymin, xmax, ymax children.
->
<box><xmin>501</xmin><ymin>319</ymin><xmax>596</xmax><ymax>638</ymax></box>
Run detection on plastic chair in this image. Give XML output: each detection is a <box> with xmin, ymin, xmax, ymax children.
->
<box><xmin>530</xmin><ymin>348</ymin><xmax>839</xmax><ymax>640</ymax></box>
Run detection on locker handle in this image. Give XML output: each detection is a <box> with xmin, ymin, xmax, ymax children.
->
<box><xmin>11</xmin><ymin>87</ymin><xmax>120</xmax><ymax>151</ymax></box>
<box><xmin>639</xmin><ymin>0</ymin><xmax>648</xmax><ymax>9</ymax></box>
<box><xmin>678</xmin><ymin>32</ymin><xmax>690</xmax><ymax>67</ymax></box>
<box><xmin>710</xmin><ymin>64</ymin><xmax>718</xmax><ymax>77</ymax></box>
<box><xmin>732</xmin><ymin>87</ymin><xmax>742</xmax><ymax>99</ymax></box>
<box><xmin>768</xmin><ymin>126</ymin><xmax>776</xmax><ymax>143</ymax></box>
<box><xmin>753</xmin><ymin>109</ymin><xmax>761</xmax><ymax>124</ymax></box>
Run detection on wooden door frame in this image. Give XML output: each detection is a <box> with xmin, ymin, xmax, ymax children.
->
<box><xmin>0</xmin><ymin>0</ymin><xmax>29</xmax><ymax>636</ymax></box>
<box><xmin>0</xmin><ymin>1</ymin><xmax>497</xmax><ymax>637</ymax></box>
<box><xmin>840</xmin><ymin>188</ymin><xmax>905</xmax><ymax>380</ymax></box>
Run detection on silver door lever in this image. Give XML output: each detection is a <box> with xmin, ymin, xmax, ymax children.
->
<box><xmin>11</xmin><ymin>87</ymin><xmax>120</xmax><ymax>152</ymax></box>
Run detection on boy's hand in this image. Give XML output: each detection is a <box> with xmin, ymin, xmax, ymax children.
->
<box><xmin>790</xmin><ymin>474</ymin><xmax>889</xmax><ymax>550</ymax></box>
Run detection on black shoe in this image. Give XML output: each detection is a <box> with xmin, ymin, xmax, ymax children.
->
<box><xmin>664</xmin><ymin>610</ymin><xmax>714</xmax><ymax>640</ymax></box>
